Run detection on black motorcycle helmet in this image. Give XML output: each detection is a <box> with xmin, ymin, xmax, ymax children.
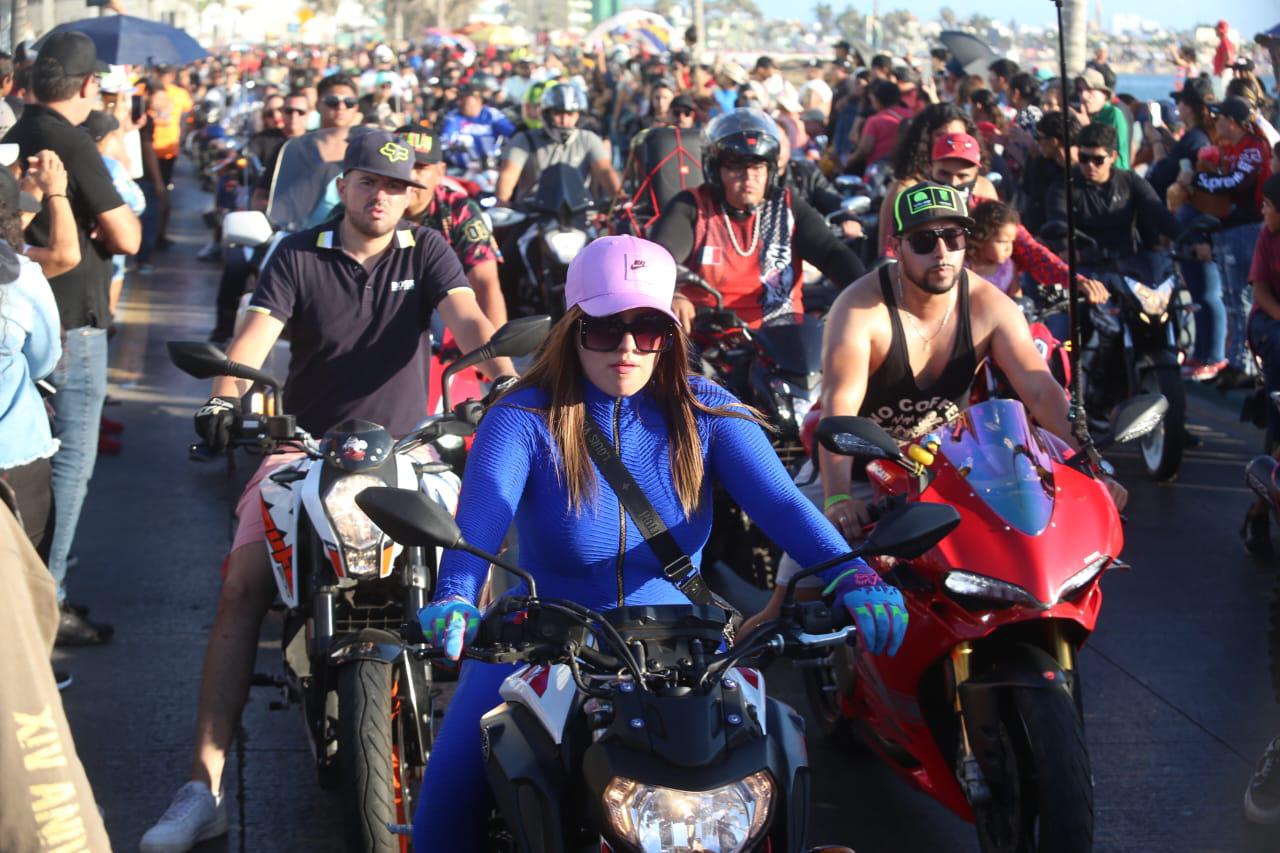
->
<box><xmin>703</xmin><ymin>108</ymin><xmax>784</xmax><ymax>206</ymax></box>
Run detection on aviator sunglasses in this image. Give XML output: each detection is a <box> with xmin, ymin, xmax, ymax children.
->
<box><xmin>578</xmin><ymin>311</ymin><xmax>675</xmax><ymax>353</ymax></box>
<box><xmin>903</xmin><ymin>226</ymin><xmax>967</xmax><ymax>255</ymax></box>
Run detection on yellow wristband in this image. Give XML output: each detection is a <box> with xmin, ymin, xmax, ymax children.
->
<box><xmin>823</xmin><ymin>493</ymin><xmax>852</xmax><ymax>511</ymax></box>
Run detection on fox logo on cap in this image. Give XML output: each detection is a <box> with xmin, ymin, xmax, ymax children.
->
<box><xmin>380</xmin><ymin>142</ymin><xmax>410</xmax><ymax>163</ymax></box>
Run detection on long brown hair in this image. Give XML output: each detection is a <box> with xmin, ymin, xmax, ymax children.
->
<box><xmin>501</xmin><ymin>306</ymin><xmax>766</xmax><ymax>516</ymax></box>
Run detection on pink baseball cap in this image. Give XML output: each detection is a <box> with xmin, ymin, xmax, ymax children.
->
<box><xmin>565</xmin><ymin>235</ymin><xmax>678</xmax><ymax>322</ymax></box>
<box><xmin>931</xmin><ymin>132</ymin><xmax>982</xmax><ymax>166</ymax></box>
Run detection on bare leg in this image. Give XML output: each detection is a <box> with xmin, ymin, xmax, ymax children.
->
<box><xmin>189</xmin><ymin>544</ymin><xmax>276</xmax><ymax>791</ymax></box>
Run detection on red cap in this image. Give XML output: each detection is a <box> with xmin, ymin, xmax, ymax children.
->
<box><xmin>1216</xmin><ymin>19</ymin><xmax>1229</xmax><ymax>32</ymax></box>
<box><xmin>930</xmin><ymin>132</ymin><xmax>982</xmax><ymax>166</ymax></box>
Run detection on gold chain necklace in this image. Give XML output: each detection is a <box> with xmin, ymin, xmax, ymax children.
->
<box><xmin>894</xmin><ymin>268</ymin><xmax>956</xmax><ymax>348</ymax></box>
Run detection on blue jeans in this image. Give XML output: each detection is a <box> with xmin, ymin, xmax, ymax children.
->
<box><xmin>1216</xmin><ymin>221</ymin><xmax>1263</xmax><ymax>370</ymax></box>
<box><xmin>1173</xmin><ymin>204</ymin><xmax>1226</xmax><ymax>364</ymax></box>
<box><xmin>137</xmin><ymin>177</ymin><xmax>160</xmax><ymax>263</ymax></box>
<box><xmin>1249</xmin><ymin>311</ymin><xmax>1280</xmax><ymax>449</ymax></box>
<box><xmin>48</xmin><ymin>326</ymin><xmax>108</xmax><ymax>601</ymax></box>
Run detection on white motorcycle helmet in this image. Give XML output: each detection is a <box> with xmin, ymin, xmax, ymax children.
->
<box><xmin>539</xmin><ymin>83</ymin><xmax>589</xmax><ymax>144</ymax></box>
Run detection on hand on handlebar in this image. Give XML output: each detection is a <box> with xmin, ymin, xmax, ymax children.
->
<box><xmin>193</xmin><ymin>396</ymin><xmax>239</xmax><ymax>453</ymax></box>
<box><xmin>419</xmin><ymin>596</ymin><xmax>481</xmax><ymax>662</ymax></box>
<box><xmin>1080</xmin><ymin>277</ymin><xmax>1110</xmax><ymax>304</ymax></box>
<box><xmin>840</xmin><ymin>219</ymin><xmax>864</xmax><ymax>240</ymax></box>
<box><xmin>825</xmin><ymin>495</ymin><xmax>871</xmax><ymax>542</ymax></box>
<box><xmin>827</xmin><ymin>568</ymin><xmax>908</xmax><ymax>656</ymax></box>
<box><xmin>672</xmin><ymin>293</ymin><xmax>696</xmax><ymax>334</ymax></box>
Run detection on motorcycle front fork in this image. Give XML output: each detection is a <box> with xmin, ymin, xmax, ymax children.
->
<box><xmin>951</xmin><ymin>626</ymin><xmax>1077</xmax><ymax>806</ymax></box>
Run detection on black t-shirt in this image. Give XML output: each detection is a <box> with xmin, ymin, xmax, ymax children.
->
<box><xmin>248</xmin><ymin>219</ymin><xmax>471</xmax><ymax>437</ymax></box>
<box><xmin>247</xmin><ymin>129</ymin><xmax>287</xmax><ymax>192</ymax></box>
<box><xmin>4</xmin><ymin>105</ymin><xmax>126</xmax><ymax>329</ymax></box>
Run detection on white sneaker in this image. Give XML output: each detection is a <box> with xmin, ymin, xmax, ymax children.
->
<box><xmin>139</xmin><ymin>781</ymin><xmax>227</xmax><ymax>853</ymax></box>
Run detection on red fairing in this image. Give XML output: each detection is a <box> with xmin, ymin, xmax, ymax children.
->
<box><xmin>828</xmin><ymin>399</ymin><xmax>1123</xmax><ymax>821</ymax></box>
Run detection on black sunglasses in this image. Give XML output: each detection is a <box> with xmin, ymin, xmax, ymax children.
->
<box><xmin>903</xmin><ymin>226</ymin><xmax>967</xmax><ymax>255</ymax></box>
<box><xmin>281</xmin><ymin>107</ymin><xmax>308</xmax><ymax>116</ymax></box>
<box><xmin>578</xmin><ymin>312</ymin><xmax>675</xmax><ymax>353</ymax></box>
<box><xmin>1078</xmin><ymin>152</ymin><xmax>1109</xmax><ymax>166</ymax></box>
<box><xmin>322</xmin><ymin>95</ymin><xmax>358</xmax><ymax>109</ymax></box>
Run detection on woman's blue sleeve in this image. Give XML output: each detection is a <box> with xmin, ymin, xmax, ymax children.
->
<box><xmin>433</xmin><ymin>401</ymin><xmax>538</xmax><ymax>605</ymax></box>
<box><xmin>706</xmin><ymin>403</ymin><xmax>865</xmax><ymax>587</ymax></box>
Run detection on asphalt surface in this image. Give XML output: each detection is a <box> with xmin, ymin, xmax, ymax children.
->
<box><xmin>54</xmin><ymin>164</ymin><xmax>1280</xmax><ymax>853</ymax></box>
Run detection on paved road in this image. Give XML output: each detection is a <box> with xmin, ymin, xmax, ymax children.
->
<box><xmin>54</xmin><ymin>167</ymin><xmax>1280</xmax><ymax>852</ymax></box>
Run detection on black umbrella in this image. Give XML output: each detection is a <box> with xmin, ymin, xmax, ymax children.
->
<box><xmin>939</xmin><ymin>30</ymin><xmax>998</xmax><ymax>77</ymax></box>
<box><xmin>34</xmin><ymin>15</ymin><xmax>209</xmax><ymax>66</ymax></box>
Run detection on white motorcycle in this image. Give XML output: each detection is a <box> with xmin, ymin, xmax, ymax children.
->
<box><xmin>168</xmin><ymin>315</ymin><xmax>550</xmax><ymax>852</ymax></box>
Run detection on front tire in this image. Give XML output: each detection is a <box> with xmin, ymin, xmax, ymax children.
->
<box><xmin>338</xmin><ymin>661</ymin><xmax>401</xmax><ymax>853</ymax></box>
<box><xmin>974</xmin><ymin>686</ymin><xmax>1093</xmax><ymax>853</ymax></box>
<box><xmin>1138</xmin><ymin>365</ymin><xmax>1185</xmax><ymax>482</ymax></box>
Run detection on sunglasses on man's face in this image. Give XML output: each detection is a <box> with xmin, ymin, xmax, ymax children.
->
<box><xmin>903</xmin><ymin>226</ymin><xmax>967</xmax><ymax>255</ymax></box>
<box><xmin>322</xmin><ymin>96</ymin><xmax>358</xmax><ymax>109</ymax></box>
<box><xmin>1078</xmin><ymin>152</ymin><xmax>1109</xmax><ymax>166</ymax></box>
<box><xmin>578</xmin><ymin>312</ymin><xmax>675</xmax><ymax>353</ymax></box>
<box><xmin>282</xmin><ymin>107</ymin><xmax>308</xmax><ymax>116</ymax></box>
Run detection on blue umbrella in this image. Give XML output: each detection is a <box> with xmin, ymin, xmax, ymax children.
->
<box><xmin>33</xmin><ymin>15</ymin><xmax>209</xmax><ymax>66</ymax></box>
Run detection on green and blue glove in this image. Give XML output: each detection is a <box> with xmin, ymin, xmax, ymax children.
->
<box><xmin>826</xmin><ymin>568</ymin><xmax>909</xmax><ymax>656</ymax></box>
<box><xmin>419</xmin><ymin>596</ymin><xmax>481</xmax><ymax>662</ymax></box>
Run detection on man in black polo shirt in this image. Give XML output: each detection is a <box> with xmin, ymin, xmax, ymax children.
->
<box><xmin>140</xmin><ymin>130</ymin><xmax>515</xmax><ymax>853</ymax></box>
<box><xmin>3</xmin><ymin>32</ymin><xmax>141</xmax><ymax>645</ymax></box>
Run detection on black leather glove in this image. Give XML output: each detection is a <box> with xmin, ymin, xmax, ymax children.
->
<box><xmin>194</xmin><ymin>395</ymin><xmax>239</xmax><ymax>453</ymax></box>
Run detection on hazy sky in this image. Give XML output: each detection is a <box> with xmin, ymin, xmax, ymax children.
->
<box><xmin>756</xmin><ymin>0</ymin><xmax>1272</xmax><ymax>39</ymax></box>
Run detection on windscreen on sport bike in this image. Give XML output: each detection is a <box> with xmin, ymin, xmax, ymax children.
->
<box><xmin>267</xmin><ymin>127</ymin><xmax>375</xmax><ymax>231</ymax></box>
<box><xmin>934</xmin><ymin>398</ymin><xmax>1057</xmax><ymax>536</ymax></box>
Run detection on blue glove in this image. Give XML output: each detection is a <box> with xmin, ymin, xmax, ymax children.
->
<box><xmin>825</xmin><ymin>568</ymin><xmax>908</xmax><ymax>656</ymax></box>
<box><xmin>419</xmin><ymin>596</ymin><xmax>481</xmax><ymax>661</ymax></box>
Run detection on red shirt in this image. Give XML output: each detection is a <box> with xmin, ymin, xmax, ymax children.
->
<box><xmin>861</xmin><ymin>106</ymin><xmax>913</xmax><ymax>167</ymax></box>
<box><xmin>1251</xmin><ymin>225</ymin><xmax>1280</xmax><ymax>304</ymax></box>
<box><xmin>1194</xmin><ymin>132</ymin><xmax>1272</xmax><ymax>221</ymax></box>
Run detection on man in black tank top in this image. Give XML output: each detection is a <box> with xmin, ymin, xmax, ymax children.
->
<box><xmin>817</xmin><ymin>182</ymin><xmax>1128</xmax><ymax>538</ymax></box>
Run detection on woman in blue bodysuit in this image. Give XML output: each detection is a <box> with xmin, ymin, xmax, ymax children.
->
<box><xmin>412</xmin><ymin>234</ymin><xmax>909</xmax><ymax>849</ymax></box>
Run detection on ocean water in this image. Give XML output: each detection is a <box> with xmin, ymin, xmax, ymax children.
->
<box><xmin>1115</xmin><ymin>72</ymin><xmax>1277</xmax><ymax>103</ymax></box>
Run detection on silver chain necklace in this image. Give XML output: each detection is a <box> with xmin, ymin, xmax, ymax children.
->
<box><xmin>895</xmin><ymin>268</ymin><xmax>956</xmax><ymax>348</ymax></box>
<box><xmin>722</xmin><ymin>209</ymin><xmax>760</xmax><ymax>257</ymax></box>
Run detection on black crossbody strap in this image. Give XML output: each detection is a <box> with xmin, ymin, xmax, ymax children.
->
<box><xmin>582</xmin><ymin>417</ymin><xmax>716</xmax><ymax>606</ymax></box>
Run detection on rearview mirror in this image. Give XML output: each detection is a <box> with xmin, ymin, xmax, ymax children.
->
<box><xmin>221</xmin><ymin>210</ymin><xmax>273</xmax><ymax>248</ymax></box>
<box><xmin>985</xmin><ymin>171</ymin><xmax>1003</xmax><ymax>186</ymax></box>
<box><xmin>1109</xmin><ymin>393</ymin><xmax>1168</xmax><ymax>445</ymax></box>
<box><xmin>167</xmin><ymin>341</ymin><xmax>231</xmax><ymax>380</ymax></box>
<box><xmin>167</xmin><ymin>340</ymin><xmax>282</xmax><ymax>389</ymax></box>
<box><xmin>815</xmin><ymin>416</ymin><xmax>902</xmax><ymax>462</ymax></box>
<box><xmin>861</xmin><ymin>502</ymin><xmax>961</xmax><ymax>560</ymax></box>
<box><xmin>486</xmin><ymin>315</ymin><xmax>552</xmax><ymax>361</ymax></box>
<box><xmin>834</xmin><ymin>175</ymin><xmax>864</xmax><ymax>192</ymax></box>
<box><xmin>355</xmin><ymin>487</ymin><xmax>463</xmax><ymax>550</ymax></box>
<box><xmin>841</xmin><ymin>195</ymin><xmax>872</xmax><ymax>216</ymax></box>
<box><xmin>486</xmin><ymin>207</ymin><xmax>527</xmax><ymax>230</ymax></box>
<box><xmin>1038</xmin><ymin>220</ymin><xmax>1069</xmax><ymax>242</ymax></box>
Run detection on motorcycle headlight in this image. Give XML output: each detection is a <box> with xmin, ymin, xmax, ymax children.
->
<box><xmin>603</xmin><ymin>772</ymin><xmax>773</xmax><ymax>853</ymax></box>
<box><xmin>1056</xmin><ymin>554</ymin><xmax>1110</xmax><ymax>601</ymax></box>
<box><xmin>1125</xmin><ymin>276</ymin><xmax>1173</xmax><ymax>317</ymax></box>
<box><xmin>322</xmin><ymin>475</ymin><xmax>385</xmax><ymax>553</ymax></box>
<box><xmin>943</xmin><ymin>571</ymin><xmax>1042</xmax><ymax>608</ymax></box>
<box><xmin>544</xmin><ymin>228</ymin><xmax>588</xmax><ymax>265</ymax></box>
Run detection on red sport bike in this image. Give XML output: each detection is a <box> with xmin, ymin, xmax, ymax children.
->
<box><xmin>805</xmin><ymin>394</ymin><xmax>1165</xmax><ymax>853</ymax></box>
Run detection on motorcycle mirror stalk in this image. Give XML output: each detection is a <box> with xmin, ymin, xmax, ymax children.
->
<box><xmin>167</xmin><ymin>340</ymin><xmax>288</xmax><ymax>428</ymax></box>
<box><xmin>440</xmin><ymin>315</ymin><xmax>552</xmax><ymax>414</ymax></box>
<box><xmin>355</xmin><ymin>487</ymin><xmax>539</xmax><ymax>598</ymax></box>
